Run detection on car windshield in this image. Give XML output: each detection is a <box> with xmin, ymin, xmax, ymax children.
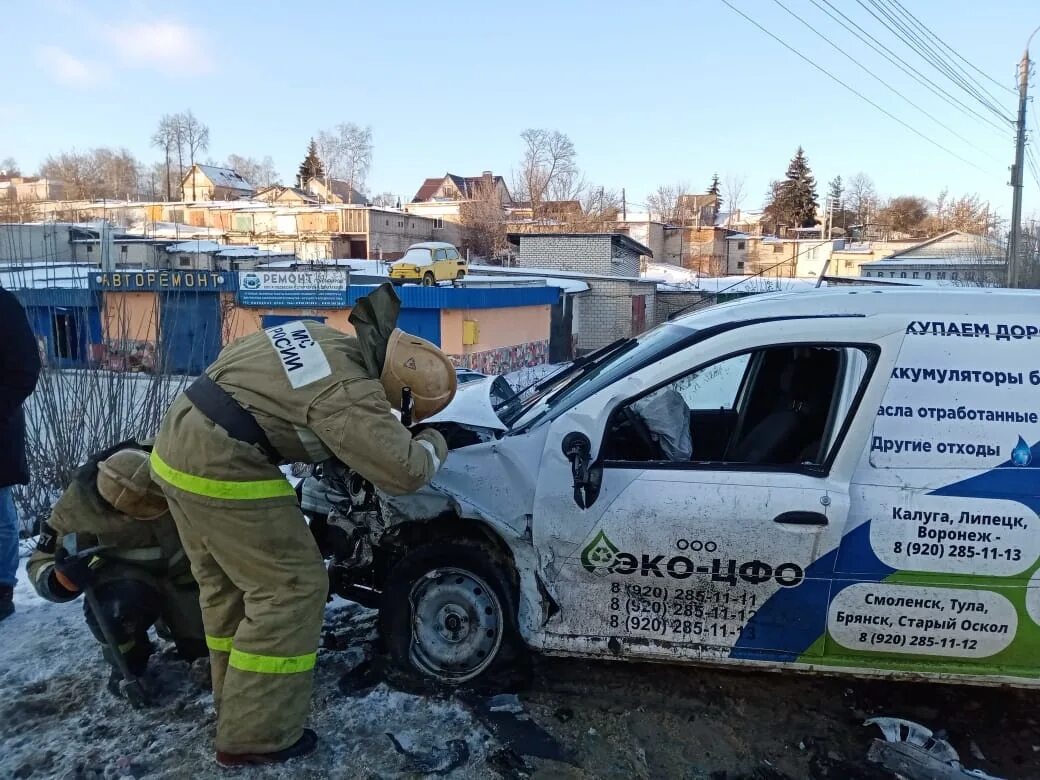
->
<box><xmin>399</xmin><ymin>248</ymin><xmax>433</xmax><ymax>265</ymax></box>
<box><xmin>499</xmin><ymin>322</ymin><xmax>699</xmax><ymax>429</ymax></box>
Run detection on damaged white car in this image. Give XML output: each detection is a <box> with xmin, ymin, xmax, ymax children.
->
<box><xmin>303</xmin><ymin>288</ymin><xmax>1040</xmax><ymax>690</ymax></box>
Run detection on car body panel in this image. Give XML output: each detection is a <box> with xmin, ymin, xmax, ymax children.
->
<box><xmin>321</xmin><ymin>289</ymin><xmax>1040</xmax><ymax>687</ymax></box>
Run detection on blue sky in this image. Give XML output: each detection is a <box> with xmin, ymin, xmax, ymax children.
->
<box><xmin>3</xmin><ymin>0</ymin><xmax>1038</xmax><ymax>220</ymax></box>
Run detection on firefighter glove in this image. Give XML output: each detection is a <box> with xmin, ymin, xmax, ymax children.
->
<box><xmin>53</xmin><ymin>549</ymin><xmax>98</xmax><ymax>592</ymax></box>
<box><xmin>413</xmin><ymin>427</ymin><xmax>448</xmax><ymax>472</ymax></box>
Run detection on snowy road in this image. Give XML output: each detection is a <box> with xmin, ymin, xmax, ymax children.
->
<box><xmin>4</xmin><ymin>569</ymin><xmax>1039</xmax><ymax>779</ymax></box>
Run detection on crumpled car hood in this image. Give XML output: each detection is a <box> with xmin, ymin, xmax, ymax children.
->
<box><xmin>423</xmin><ymin>376</ymin><xmax>507</xmax><ymax>431</ymax></box>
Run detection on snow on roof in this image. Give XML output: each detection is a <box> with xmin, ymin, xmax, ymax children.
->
<box><xmin>194</xmin><ymin>165</ymin><xmax>254</xmax><ymax>191</ymax></box>
<box><xmin>461</xmin><ymin>274</ymin><xmax>590</xmax><ymax>294</ymax></box>
<box><xmin>641</xmin><ymin>263</ymin><xmax>700</xmax><ymax>288</ymax></box>
<box><xmin>862</xmin><ymin>258</ymin><xmax>1005</xmax><ymax>267</ymax></box>
<box><xmin>0</xmin><ymin>262</ymin><xmax>92</xmax><ymax>289</ymax></box>
<box><xmin>692</xmin><ymin>276</ymin><xmax>821</xmax><ymax>294</ymax></box>
<box><xmin>126</xmin><ymin>222</ymin><xmax>225</xmax><ymax>239</ymax></box>
<box><xmin>166</xmin><ymin>240</ymin><xmax>223</xmax><ymax>254</ymax></box>
<box><xmin>468</xmin><ymin>263</ymin><xmax>651</xmax><ymax>284</ymax></box>
<box><xmin>216</xmin><ymin>247</ymin><xmax>294</xmax><ymax>258</ymax></box>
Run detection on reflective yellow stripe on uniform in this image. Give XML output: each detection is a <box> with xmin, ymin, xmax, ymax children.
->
<box><xmin>150</xmin><ymin>451</ymin><xmax>296</xmax><ymax>501</ymax></box>
<box><xmin>228</xmin><ymin>648</ymin><xmax>317</xmax><ymax>675</ymax></box>
<box><xmin>206</xmin><ymin>635</ymin><xmax>234</xmax><ymax>653</ymax></box>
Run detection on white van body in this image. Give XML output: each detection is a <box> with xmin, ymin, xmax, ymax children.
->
<box><xmin>346</xmin><ymin>288</ymin><xmax>1040</xmax><ymax>686</ymax></box>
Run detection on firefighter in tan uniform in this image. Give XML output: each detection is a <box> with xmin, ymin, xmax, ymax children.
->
<box><xmin>27</xmin><ymin>442</ymin><xmax>206</xmax><ymax>693</ymax></box>
<box><xmin>150</xmin><ymin>284</ymin><xmax>456</xmax><ymax>767</ymax></box>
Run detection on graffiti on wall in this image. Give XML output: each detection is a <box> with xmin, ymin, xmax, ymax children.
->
<box><xmin>452</xmin><ymin>340</ymin><xmax>549</xmax><ymax>375</ymax></box>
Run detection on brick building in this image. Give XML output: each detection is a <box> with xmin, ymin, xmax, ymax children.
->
<box><xmin>508</xmin><ymin>232</ymin><xmax>651</xmax><ymax>278</ymax></box>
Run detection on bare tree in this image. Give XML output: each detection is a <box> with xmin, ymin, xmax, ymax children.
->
<box><xmin>513</xmin><ymin>128</ymin><xmax>579</xmax><ymax>217</ymax></box>
<box><xmin>925</xmin><ymin>190</ymin><xmax>995</xmax><ymax>235</ymax></box>
<box><xmin>722</xmin><ymin>173</ymin><xmax>747</xmax><ymax>216</ymax></box>
<box><xmin>579</xmin><ymin>186</ymin><xmax>621</xmax><ymax>225</ymax></box>
<box><xmin>338</xmin><ymin>123</ymin><xmax>372</xmax><ymax>198</ymax></box>
<box><xmin>315</xmin><ymin>123</ymin><xmax>373</xmax><ymax>198</ymax></box>
<box><xmin>845</xmin><ymin>172</ymin><xmax>878</xmax><ymax>228</ymax></box>
<box><xmin>645</xmin><ymin>182</ymin><xmax>689</xmax><ymax>223</ymax></box>
<box><xmin>1</xmin><ymin>157</ymin><xmax>19</xmax><ymax>175</ymax></box>
<box><xmin>879</xmin><ymin>195</ymin><xmax>929</xmax><ymax>236</ymax></box>
<box><xmin>459</xmin><ymin>179</ymin><xmax>508</xmax><ymax>260</ymax></box>
<box><xmin>39</xmin><ymin>148</ymin><xmax>140</xmax><ymax>200</ymax></box>
<box><xmin>225</xmin><ymin>154</ymin><xmax>278</xmax><ymax>189</ymax></box>
<box><xmin>370</xmin><ymin>191</ymin><xmax>398</xmax><ymax>208</ymax></box>
<box><xmin>151</xmin><ymin>114</ymin><xmax>181</xmax><ymax>199</ymax></box>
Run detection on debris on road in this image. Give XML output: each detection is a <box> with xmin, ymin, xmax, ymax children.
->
<box><xmin>386</xmin><ymin>732</ymin><xmax>471</xmax><ymax>776</ymax></box>
<box><xmin>865</xmin><ymin>717</ymin><xmax>1004</xmax><ymax>780</ymax></box>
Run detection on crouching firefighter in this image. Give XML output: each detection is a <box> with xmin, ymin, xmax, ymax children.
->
<box><xmin>149</xmin><ymin>283</ymin><xmax>457</xmax><ymax>768</ymax></box>
<box><xmin>27</xmin><ymin>442</ymin><xmax>207</xmax><ymax>701</ymax></box>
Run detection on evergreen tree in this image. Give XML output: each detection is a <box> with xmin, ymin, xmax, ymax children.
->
<box><xmin>827</xmin><ymin>176</ymin><xmax>843</xmax><ymax>206</ymax></box>
<box><xmin>766</xmin><ymin>147</ymin><xmax>819</xmax><ymax>229</ymax></box>
<box><xmin>297</xmin><ymin>139</ymin><xmax>325</xmax><ymax>184</ymax></box>
<box><xmin>707</xmin><ymin>173</ymin><xmax>720</xmax><ymax>197</ymax></box>
<box><xmin>707</xmin><ymin>173</ymin><xmax>721</xmax><ymax>221</ymax></box>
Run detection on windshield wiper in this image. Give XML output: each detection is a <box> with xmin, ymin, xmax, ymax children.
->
<box><xmin>493</xmin><ymin>338</ymin><xmax>632</xmax><ymax>412</ymax></box>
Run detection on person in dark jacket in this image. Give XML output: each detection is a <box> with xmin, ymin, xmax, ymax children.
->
<box><xmin>0</xmin><ymin>285</ymin><xmax>42</xmax><ymax>621</ymax></box>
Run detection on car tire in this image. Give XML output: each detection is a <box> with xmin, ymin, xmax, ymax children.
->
<box><xmin>380</xmin><ymin>542</ymin><xmax>525</xmax><ymax>687</ymax></box>
<box><xmin>456</xmin><ymin>270</ymin><xmax>465</xmax><ymax>280</ymax></box>
<box><xmin>422</xmin><ymin>272</ymin><xmax>435</xmax><ymax>286</ymax></box>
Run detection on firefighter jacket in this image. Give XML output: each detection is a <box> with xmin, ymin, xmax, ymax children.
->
<box><xmin>28</xmin><ymin>444</ymin><xmax>193</xmax><ymax>602</ymax></box>
<box><xmin>150</xmin><ymin>320</ymin><xmax>446</xmax><ymax>506</ymax></box>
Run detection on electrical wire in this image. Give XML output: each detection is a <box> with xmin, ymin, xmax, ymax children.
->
<box><xmin>770</xmin><ymin>0</ymin><xmax>1001</xmax><ymax>160</ymax></box>
<box><xmin>718</xmin><ymin>0</ymin><xmax>991</xmax><ymax>173</ymax></box>
<box><xmin>808</xmin><ymin>0</ymin><xmax>1011</xmax><ymax>135</ymax></box>
<box><xmin>857</xmin><ymin>0</ymin><xmax>1014</xmax><ymax>123</ymax></box>
<box><xmin>884</xmin><ymin>0</ymin><xmax>1016</xmax><ymax>96</ymax></box>
<box><xmin>867</xmin><ymin>0</ymin><xmax>1011</xmax><ymax>119</ymax></box>
<box><xmin>669</xmin><ymin>237</ymin><xmax>843</xmax><ymax>319</ymax></box>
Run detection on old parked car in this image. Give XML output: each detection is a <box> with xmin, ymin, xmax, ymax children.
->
<box><xmin>389</xmin><ymin>242</ymin><xmax>466</xmax><ymax>286</ymax></box>
<box><xmin>311</xmin><ymin>288</ymin><xmax>1040</xmax><ymax>689</ymax></box>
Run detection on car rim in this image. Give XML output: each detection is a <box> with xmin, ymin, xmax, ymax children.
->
<box><xmin>408</xmin><ymin>567</ymin><xmax>503</xmax><ymax>682</ymax></box>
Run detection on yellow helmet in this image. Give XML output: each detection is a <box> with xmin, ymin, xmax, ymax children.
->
<box><xmin>380</xmin><ymin>329</ymin><xmax>457</xmax><ymax>422</ymax></box>
<box><xmin>96</xmin><ymin>449</ymin><xmax>168</xmax><ymax>520</ymax></box>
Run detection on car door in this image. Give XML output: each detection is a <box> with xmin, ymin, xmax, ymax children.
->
<box><xmin>432</xmin><ymin>248</ymin><xmax>449</xmax><ymax>280</ymax></box>
<box><xmin>445</xmin><ymin>247</ymin><xmax>465</xmax><ymax>277</ymax></box>
<box><xmin>531</xmin><ymin>317</ymin><xmax>903</xmax><ymax>666</ymax></box>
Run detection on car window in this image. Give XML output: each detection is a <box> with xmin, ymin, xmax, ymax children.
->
<box><xmin>671</xmin><ymin>354</ymin><xmax>750</xmax><ymax>410</ymax></box>
<box><xmin>446</xmin><ymin>249</ymin><xmax>460</xmax><ymax>261</ymax></box>
<box><xmin>601</xmin><ymin>345</ymin><xmax>874</xmax><ymax>470</ymax></box>
<box><xmin>434</xmin><ymin>249</ymin><xmax>447</xmax><ymax>260</ymax></box>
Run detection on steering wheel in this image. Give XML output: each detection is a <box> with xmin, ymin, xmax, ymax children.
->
<box><xmin>621</xmin><ymin>406</ymin><xmax>663</xmax><ymax>460</ymax></box>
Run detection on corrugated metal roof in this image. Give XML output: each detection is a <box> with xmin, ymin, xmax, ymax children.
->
<box><xmin>346</xmin><ymin>284</ymin><xmax>560</xmax><ymax>309</ymax></box>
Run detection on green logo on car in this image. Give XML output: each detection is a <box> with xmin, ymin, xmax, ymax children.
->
<box><xmin>581</xmin><ymin>530</ymin><xmax>619</xmax><ymax>576</ymax></box>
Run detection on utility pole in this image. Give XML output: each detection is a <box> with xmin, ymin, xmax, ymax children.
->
<box><xmin>1008</xmin><ymin>28</ymin><xmax>1038</xmax><ymax>288</ymax></box>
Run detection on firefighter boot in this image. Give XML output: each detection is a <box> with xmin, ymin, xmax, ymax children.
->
<box><xmin>215</xmin><ymin>728</ymin><xmax>318</xmax><ymax>768</ymax></box>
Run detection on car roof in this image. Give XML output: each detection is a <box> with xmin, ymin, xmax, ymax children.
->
<box><xmin>407</xmin><ymin>242</ymin><xmax>457</xmax><ymax>250</ymax></box>
<box><xmin>671</xmin><ymin>287</ymin><xmax>1040</xmax><ymax>330</ymax></box>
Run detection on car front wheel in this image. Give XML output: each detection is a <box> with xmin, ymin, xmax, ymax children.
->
<box><xmin>380</xmin><ymin>542</ymin><xmax>523</xmax><ymax>685</ymax></box>
<box><xmin>422</xmin><ymin>272</ymin><xmax>435</xmax><ymax>286</ymax></box>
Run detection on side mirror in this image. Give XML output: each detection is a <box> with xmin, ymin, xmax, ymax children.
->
<box><xmin>562</xmin><ymin>432</ymin><xmax>600</xmax><ymax>509</ymax></box>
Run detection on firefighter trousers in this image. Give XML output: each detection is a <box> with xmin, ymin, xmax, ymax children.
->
<box><xmin>162</xmin><ymin>492</ymin><xmax>327</xmax><ymax>754</ymax></box>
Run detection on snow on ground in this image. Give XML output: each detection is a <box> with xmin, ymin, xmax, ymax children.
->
<box><xmin>1</xmin><ymin>573</ymin><xmax>498</xmax><ymax>779</ymax></box>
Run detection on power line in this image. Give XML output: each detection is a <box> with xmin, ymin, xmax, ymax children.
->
<box><xmin>858</xmin><ymin>0</ymin><xmax>1013</xmax><ymax>123</ymax></box>
<box><xmin>770</xmin><ymin>0</ymin><xmax>1001</xmax><ymax>161</ymax></box>
<box><xmin>876</xmin><ymin>0</ymin><xmax>1012</xmax><ymax>119</ymax></box>
<box><xmin>884</xmin><ymin>0</ymin><xmax>1016</xmax><ymax>96</ymax></box>
<box><xmin>867</xmin><ymin>0</ymin><xmax>1010</xmax><ymax>119</ymax></box>
<box><xmin>718</xmin><ymin>0</ymin><xmax>991</xmax><ymax>173</ymax></box>
<box><xmin>808</xmin><ymin>0</ymin><xmax>1011</xmax><ymax>136</ymax></box>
